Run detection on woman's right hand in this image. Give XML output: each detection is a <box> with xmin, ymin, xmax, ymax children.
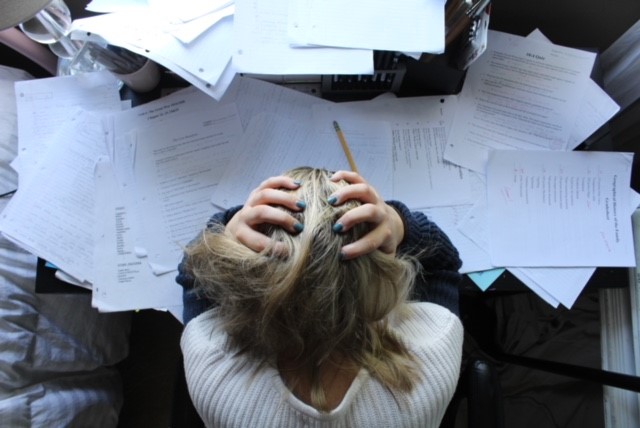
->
<box><xmin>225</xmin><ymin>176</ymin><xmax>305</xmax><ymax>252</ymax></box>
<box><xmin>328</xmin><ymin>170</ymin><xmax>405</xmax><ymax>260</ymax></box>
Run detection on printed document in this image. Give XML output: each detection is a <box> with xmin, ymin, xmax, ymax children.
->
<box><xmin>312</xmin><ymin>95</ymin><xmax>482</xmax><ymax>208</ymax></box>
<box><xmin>233</xmin><ymin>0</ymin><xmax>373</xmax><ymax>74</ymax></box>
<box><xmin>487</xmin><ymin>150</ymin><xmax>635</xmax><ymax>267</ymax></box>
<box><xmin>132</xmin><ymin>103</ymin><xmax>243</xmax><ymax>271</ymax></box>
<box><xmin>93</xmin><ymin>159</ymin><xmax>182</xmax><ymax>312</ymax></box>
<box><xmin>0</xmin><ymin>110</ymin><xmax>107</xmax><ymax>283</ymax></box>
<box><xmin>13</xmin><ymin>71</ymin><xmax>121</xmax><ymax>185</ymax></box>
<box><xmin>211</xmin><ymin>112</ymin><xmax>391</xmax><ymax>208</ymax></box>
<box><xmin>445</xmin><ymin>30</ymin><xmax>596</xmax><ymax>173</ymax></box>
<box><xmin>288</xmin><ymin>0</ymin><xmax>445</xmax><ymax>53</ymax></box>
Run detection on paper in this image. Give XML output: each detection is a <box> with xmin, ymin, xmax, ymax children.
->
<box><xmin>312</xmin><ymin>95</ymin><xmax>482</xmax><ymax>207</ymax></box>
<box><xmin>106</xmin><ymin>85</ymin><xmax>217</xmax><ymax>185</ymax></box>
<box><xmin>211</xmin><ymin>112</ymin><xmax>393</xmax><ymax>208</ymax></box>
<box><xmin>419</xmin><ymin>205</ymin><xmax>493</xmax><ymax>274</ymax></box>
<box><xmin>508</xmin><ymin>266</ymin><xmax>594</xmax><ymax>309</ymax></box>
<box><xmin>13</xmin><ymin>71</ymin><xmax>122</xmax><ymax>185</ymax></box>
<box><xmin>445</xmin><ymin>30</ymin><xmax>596</xmax><ymax>173</ymax></box>
<box><xmin>0</xmin><ymin>66</ymin><xmax>33</xmax><ymax>196</ymax></box>
<box><xmin>86</xmin><ymin>0</ymin><xmax>147</xmax><ymax>13</ymax></box>
<box><xmin>468</xmin><ymin>268</ymin><xmax>505</xmax><ymax>291</ymax></box>
<box><xmin>132</xmin><ymin>103</ymin><xmax>243</xmax><ymax>271</ymax></box>
<box><xmin>487</xmin><ymin>150</ymin><xmax>635</xmax><ymax>267</ymax></box>
<box><xmin>72</xmin><ymin>10</ymin><xmax>234</xmax><ymax>99</ymax></box>
<box><xmin>161</xmin><ymin>5</ymin><xmax>235</xmax><ymax>44</ymax></box>
<box><xmin>232</xmin><ymin>0</ymin><xmax>373</xmax><ymax>75</ymax></box>
<box><xmin>92</xmin><ymin>158</ymin><xmax>182</xmax><ymax>312</ymax></box>
<box><xmin>289</xmin><ymin>0</ymin><xmax>445</xmax><ymax>53</ymax></box>
<box><xmin>0</xmin><ymin>110</ymin><xmax>107</xmax><ymax>283</ymax></box>
<box><xmin>223</xmin><ymin>75</ymin><xmax>331</xmax><ymax>129</ymax></box>
<box><xmin>526</xmin><ymin>29</ymin><xmax>620</xmax><ymax>149</ymax></box>
<box><xmin>508</xmin><ymin>190</ymin><xmax>640</xmax><ymax>308</ymax></box>
<box><xmin>391</xmin><ymin>121</ymin><xmax>484</xmax><ymax>209</ymax></box>
<box><xmin>148</xmin><ymin>0</ymin><xmax>232</xmax><ymax>23</ymax></box>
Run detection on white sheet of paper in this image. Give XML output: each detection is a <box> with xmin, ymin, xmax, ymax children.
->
<box><xmin>107</xmin><ymin>85</ymin><xmax>217</xmax><ymax>185</ymax></box>
<box><xmin>487</xmin><ymin>150</ymin><xmax>635</xmax><ymax>267</ymax></box>
<box><xmin>86</xmin><ymin>0</ymin><xmax>147</xmax><ymax>13</ymax></box>
<box><xmin>148</xmin><ymin>0</ymin><xmax>232</xmax><ymax>23</ymax></box>
<box><xmin>508</xmin><ymin>268</ymin><xmax>561</xmax><ymax>307</ymax></box>
<box><xmin>13</xmin><ymin>71</ymin><xmax>121</xmax><ymax>185</ymax></box>
<box><xmin>93</xmin><ymin>158</ymin><xmax>182</xmax><ymax>312</ymax></box>
<box><xmin>0</xmin><ymin>110</ymin><xmax>107</xmax><ymax>282</ymax></box>
<box><xmin>567</xmin><ymin>81</ymin><xmax>621</xmax><ymax>149</ymax></box>
<box><xmin>289</xmin><ymin>0</ymin><xmax>445</xmax><ymax>53</ymax></box>
<box><xmin>445</xmin><ymin>30</ymin><xmax>596</xmax><ymax>173</ymax></box>
<box><xmin>315</xmin><ymin>117</ymin><xmax>393</xmax><ymax>198</ymax></box>
<box><xmin>419</xmin><ymin>205</ymin><xmax>492</xmax><ymax>274</ymax></box>
<box><xmin>133</xmin><ymin>103</ymin><xmax>243</xmax><ymax>271</ymax></box>
<box><xmin>72</xmin><ymin>11</ymin><xmax>233</xmax><ymax>98</ymax></box>
<box><xmin>526</xmin><ymin>29</ymin><xmax>620</xmax><ymax>150</ymax></box>
<box><xmin>0</xmin><ymin>69</ymin><xmax>32</xmax><ymax>196</ymax></box>
<box><xmin>311</xmin><ymin>94</ymin><xmax>457</xmax><ymax>128</ymax></box>
<box><xmin>391</xmin><ymin>121</ymin><xmax>484</xmax><ymax>209</ymax></box>
<box><xmin>162</xmin><ymin>5</ymin><xmax>235</xmax><ymax>44</ymax></box>
<box><xmin>232</xmin><ymin>0</ymin><xmax>373</xmax><ymax>74</ymax></box>
<box><xmin>311</xmin><ymin>95</ymin><xmax>482</xmax><ymax>207</ymax></box>
<box><xmin>211</xmin><ymin>111</ymin><xmax>393</xmax><ymax>207</ymax></box>
<box><xmin>507</xmin><ymin>189</ymin><xmax>640</xmax><ymax>308</ymax></box>
<box><xmin>509</xmin><ymin>266</ymin><xmax>594</xmax><ymax>308</ymax></box>
<box><xmin>222</xmin><ymin>75</ymin><xmax>331</xmax><ymax>129</ymax></box>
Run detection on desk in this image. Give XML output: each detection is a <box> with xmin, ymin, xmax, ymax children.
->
<box><xmin>3</xmin><ymin>1</ymin><xmax>640</xmax><ymax>426</ymax></box>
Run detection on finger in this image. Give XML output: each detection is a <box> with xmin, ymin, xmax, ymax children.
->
<box><xmin>333</xmin><ymin>204</ymin><xmax>384</xmax><ymax>232</ymax></box>
<box><xmin>340</xmin><ymin>232</ymin><xmax>385</xmax><ymax>260</ymax></box>
<box><xmin>256</xmin><ymin>176</ymin><xmax>302</xmax><ymax>191</ymax></box>
<box><xmin>330</xmin><ymin>170</ymin><xmax>365</xmax><ymax>184</ymax></box>
<box><xmin>244</xmin><ymin>205</ymin><xmax>303</xmax><ymax>233</ymax></box>
<box><xmin>233</xmin><ymin>226</ymin><xmax>273</xmax><ymax>252</ymax></box>
<box><xmin>328</xmin><ymin>183</ymin><xmax>380</xmax><ymax>206</ymax></box>
<box><xmin>247</xmin><ymin>188</ymin><xmax>304</xmax><ymax>212</ymax></box>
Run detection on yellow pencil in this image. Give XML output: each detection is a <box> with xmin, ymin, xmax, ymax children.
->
<box><xmin>333</xmin><ymin>121</ymin><xmax>359</xmax><ymax>173</ymax></box>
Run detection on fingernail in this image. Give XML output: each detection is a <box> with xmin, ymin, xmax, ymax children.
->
<box><xmin>296</xmin><ymin>200</ymin><xmax>306</xmax><ymax>209</ymax></box>
<box><xmin>294</xmin><ymin>223</ymin><xmax>304</xmax><ymax>233</ymax></box>
<box><xmin>293</xmin><ymin>180</ymin><xmax>302</xmax><ymax>186</ymax></box>
<box><xmin>332</xmin><ymin>223</ymin><xmax>343</xmax><ymax>233</ymax></box>
<box><xmin>339</xmin><ymin>252</ymin><xmax>346</xmax><ymax>261</ymax></box>
<box><xmin>327</xmin><ymin>196</ymin><xmax>338</xmax><ymax>205</ymax></box>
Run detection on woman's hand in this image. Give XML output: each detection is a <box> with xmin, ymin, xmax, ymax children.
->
<box><xmin>225</xmin><ymin>176</ymin><xmax>304</xmax><ymax>252</ymax></box>
<box><xmin>329</xmin><ymin>170</ymin><xmax>405</xmax><ymax>260</ymax></box>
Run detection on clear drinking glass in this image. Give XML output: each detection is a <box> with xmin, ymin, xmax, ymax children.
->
<box><xmin>19</xmin><ymin>0</ymin><xmax>80</xmax><ymax>59</ymax></box>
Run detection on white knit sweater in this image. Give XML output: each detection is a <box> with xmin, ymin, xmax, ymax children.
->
<box><xmin>181</xmin><ymin>303</ymin><xmax>463</xmax><ymax>428</ymax></box>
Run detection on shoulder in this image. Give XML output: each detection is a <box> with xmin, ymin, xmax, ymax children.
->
<box><xmin>180</xmin><ymin>308</ymin><xmax>230</xmax><ymax>373</ymax></box>
<box><xmin>390</xmin><ymin>303</ymin><xmax>463</xmax><ymax>352</ymax></box>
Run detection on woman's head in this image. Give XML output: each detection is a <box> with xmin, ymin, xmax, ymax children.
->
<box><xmin>185</xmin><ymin>167</ymin><xmax>419</xmax><ymax>407</ymax></box>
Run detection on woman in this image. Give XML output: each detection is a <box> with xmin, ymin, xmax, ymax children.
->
<box><xmin>177</xmin><ymin>168</ymin><xmax>463</xmax><ymax>427</ymax></box>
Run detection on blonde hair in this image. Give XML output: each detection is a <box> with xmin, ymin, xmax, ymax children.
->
<box><xmin>185</xmin><ymin>167</ymin><xmax>420</xmax><ymax>410</ymax></box>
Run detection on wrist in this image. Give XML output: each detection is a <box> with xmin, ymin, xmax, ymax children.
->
<box><xmin>386</xmin><ymin>203</ymin><xmax>405</xmax><ymax>249</ymax></box>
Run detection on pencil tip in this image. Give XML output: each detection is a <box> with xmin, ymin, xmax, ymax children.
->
<box><xmin>333</xmin><ymin>121</ymin><xmax>340</xmax><ymax>131</ymax></box>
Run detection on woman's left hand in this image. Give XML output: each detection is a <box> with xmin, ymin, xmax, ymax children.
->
<box><xmin>328</xmin><ymin>170</ymin><xmax>404</xmax><ymax>260</ymax></box>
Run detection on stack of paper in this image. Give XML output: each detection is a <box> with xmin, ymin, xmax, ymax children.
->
<box><xmin>0</xmin><ymin>29</ymin><xmax>634</xmax><ymax>315</ymax></box>
<box><xmin>73</xmin><ymin>0</ymin><xmax>447</xmax><ymax>99</ymax></box>
<box><xmin>440</xmin><ymin>29</ymin><xmax>634</xmax><ymax>308</ymax></box>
